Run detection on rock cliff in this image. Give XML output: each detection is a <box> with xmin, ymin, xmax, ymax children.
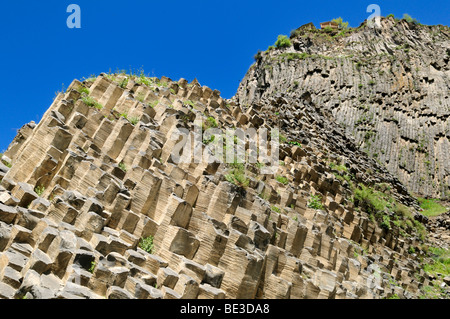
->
<box><xmin>237</xmin><ymin>17</ymin><xmax>450</xmax><ymax>199</ymax></box>
<box><xmin>0</xmin><ymin>17</ymin><xmax>449</xmax><ymax>299</ymax></box>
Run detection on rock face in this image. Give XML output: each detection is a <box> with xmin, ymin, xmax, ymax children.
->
<box><xmin>236</xmin><ymin>17</ymin><xmax>450</xmax><ymax>199</ymax></box>
<box><xmin>0</xmin><ymin>19</ymin><xmax>449</xmax><ymax>299</ymax></box>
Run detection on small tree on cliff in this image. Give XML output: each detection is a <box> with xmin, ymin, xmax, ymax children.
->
<box><xmin>332</xmin><ymin>17</ymin><xmax>349</xmax><ymax>30</ymax></box>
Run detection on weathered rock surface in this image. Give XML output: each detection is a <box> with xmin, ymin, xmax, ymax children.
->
<box><xmin>237</xmin><ymin>17</ymin><xmax>450</xmax><ymax>199</ymax></box>
<box><xmin>0</xmin><ymin>19</ymin><xmax>448</xmax><ymax>299</ymax></box>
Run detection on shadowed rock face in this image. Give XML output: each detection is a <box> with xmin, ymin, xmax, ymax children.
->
<box><xmin>236</xmin><ymin>17</ymin><xmax>450</xmax><ymax>199</ymax></box>
<box><xmin>0</xmin><ymin>19</ymin><xmax>448</xmax><ymax>299</ymax></box>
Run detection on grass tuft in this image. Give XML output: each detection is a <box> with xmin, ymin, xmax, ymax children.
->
<box><xmin>225</xmin><ymin>162</ymin><xmax>249</xmax><ymax>188</ymax></box>
<box><xmin>276</xmin><ymin>176</ymin><xmax>289</xmax><ymax>185</ymax></box>
<box><xmin>118</xmin><ymin>162</ymin><xmax>127</xmax><ymax>172</ymax></box>
<box><xmin>308</xmin><ymin>194</ymin><xmax>323</xmax><ymax>210</ymax></box>
<box><xmin>274</xmin><ymin>35</ymin><xmax>291</xmax><ymax>49</ymax></box>
<box><xmin>81</xmin><ymin>94</ymin><xmax>103</xmax><ymax>110</ymax></box>
<box><xmin>418</xmin><ymin>198</ymin><xmax>447</xmax><ymax>217</ymax></box>
<box><xmin>139</xmin><ymin>236</ymin><xmax>154</xmax><ymax>254</ymax></box>
<box><xmin>34</xmin><ymin>186</ymin><xmax>45</xmax><ymax>197</ymax></box>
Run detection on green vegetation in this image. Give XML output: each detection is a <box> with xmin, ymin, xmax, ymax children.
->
<box><xmin>135</xmin><ymin>73</ymin><xmax>154</xmax><ymax>86</ymax></box>
<box><xmin>356</xmin><ymin>61</ymin><xmax>363</xmax><ymax>71</ymax></box>
<box><xmin>332</xmin><ymin>17</ymin><xmax>349</xmax><ymax>30</ymax></box>
<box><xmin>254</xmin><ymin>50</ymin><xmax>263</xmax><ymax>61</ymax></box>
<box><xmin>136</xmin><ymin>93</ymin><xmax>146</xmax><ymax>103</ymax></box>
<box><xmin>402</xmin><ymin>13</ymin><xmax>420</xmax><ymax>25</ymax></box>
<box><xmin>423</xmin><ymin>247</ymin><xmax>450</xmax><ymax>277</ymax></box>
<box><xmin>323</xmin><ymin>26</ymin><xmax>334</xmax><ymax>33</ymax></box>
<box><xmin>83</xmin><ymin>74</ymin><xmax>97</xmax><ymax>83</ymax></box>
<box><xmin>201</xmin><ymin>116</ymin><xmax>218</xmax><ymax>131</ymax></box>
<box><xmin>255</xmin><ymin>162</ymin><xmax>265</xmax><ymax>170</ymax></box>
<box><xmin>418</xmin><ymin>198</ymin><xmax>447</xmax><ymax>217</ymax></box>
<box><xmin>105</xmin><ymin>73</ymin><xmax>117</xmax><ymax>82</ymax></box>
<box><xmin>288</xmin><ymin>141</ymin><xmax>302</xmax><ymax>147</ymax></box>
<box><xmin>149</xmin><ymin>101</ymin><xmax>159</xmax><ymax>108</ymax></box>
<box><xmin>119</xmin><ymin>77</ymin><xmax>129</xmax><ymax>88</ymax></box>
<box><xmin>414</xmin><ymin>220</ymin><xmax>427</xmax><ymax>241</ymax></box>
<box><xmin>394</xmin><ymin>203</ymin><xmax>413</xmax><ymax>219</ymax></box>
<box><xmin>388</xmin><ymin>276</ymin><xmax>401</xmax><ymax>288</ymax></box>
<box><xmin>118</xmin><ymin>162</ymin><xmax>127</xmax><ymax>172</ymax></box>
<box><xmin>118</xmin><ymin>111</ymin><xmax>128</xmax><ymax>120</ymax></box>
<box><xmin>34</xmin><ymin>186</ymin><xmax>45</xmax><ymax>197</ymax></box>
<box><xmin>364</xmin><ymin>130</ymin><xmax>376</xmax><ymax>142</ymax></box>
<box><xmin>206</xmin><ymin>117</ymin><xmax>218</xmax><ymax>129</ymax></box>
<box><xmin>78</xmin><ymin>87</ymin><xmax>90</xmax><ymax>95</ymax></box>
<box><xmin>139</xmin><ymin>236</ymin><xmax>155</xmax><ymax>254</ymax></box>
<box><xmin>225</xmin><ymin>162</ymin><xmax>249</xmax><ymax>188</ymax></box>
<box><xmin>274</xmin><ymin>35</ymin><xmax>291</xmax><ymax>49</ymax></box>
<box><xmin>129</xmin><ymin>116</ymin><xmax>140</xmax><ymax>125</ymax></box>
<box><xmin>81</xmin><ymin>94</ymin><xmax>103</xmax><ymax>110</ymax></box>
<box><xmin>203</xmin><ymin>134</ymin><xmax>215</xmax><ymax>145</ymax></box>
<box><xmin>279</xmin><ymin>52</ymin><xmax>333</xmax><ymax>62</ymax></box>
<box><xmin>117</xmin><ymin>111</ymin><xmax>139</xmax><ymax>125</ymax></box>
<box><xmin>290</xmin><ymin>28</ymin><xmax>301</xmax><ymax>38</ymax></box>
<box><xmin>279</xmin><ymin>134</ymin><xmax>287</xmax><ymax>144</ymax></box>
<box><xmin>420</xmin><ymin>282</ymin><xmax>447</xmax><ymax>299</ymax></box>
<box><xmin>156</xmin><ymin>80</ymin><xmax>168</xmax><ymax>88</ymax></box>
<box><xmin>419</xmin><ymin>246</ymin><xmax>449</xmax><ymax>299</ymax></box>
<box><xmin>271</xmin><ymin>206</ymin><xmax>281</xmax><ymax>213</ymax></box>
<box><xmin>352</xmin><ymin>184</ymin><xmax>427</xmax><ymax>240</ymax></box>
<box><xmin>329</xmin><ymin>162</ymin><xmax>348</xmax><ymax>173</ymax></box>
<box><xmin>334</xmin><ymin>172</ymin><xmax>353</xmax><ymax>186</ymax></box>
<box><xmin>89</xmin><ymin>261</ymin><xmax>96</xmax><ymax>274</ymax></box>
<box><xmin>307</xmin><ymin>194</ymin><xmax>323</xmax><ymax>210</ymax></box>
<box><xmin>280</xmin><ymin>52</ymin><xmax>308</xmax><ymax>61</ymax></box>
<box><xmin>352</xmin><ymin>242</ymin><xmax>368</xmax><ymax>258</ymax></box>
<box><xmin>184</xmin><ymin>100</ymin><xmax>195</xmax><ymax>107</ymax></box>
<box><xmin>1</xmin><ymin>157</ymin><xmax>12</xmax><ymax>168</ymax></box>
<box><xmin>276</xmin><ymin>176</ymin><xmax>289</xmax><ymax>185</ymax></box>
<box><xmin>381</xmin><ymin>215</ymin><xmax>392</xmax><ymax>231</ymax></box>
<box><xmin>354</xmin><ymin>185</ymin><xmax>390</xmax><ymax>215</ymax></box>
<box><xmin>258</xmin><ymin>192</ymin><xmax>269</xmax><ymax>201</ymax></box>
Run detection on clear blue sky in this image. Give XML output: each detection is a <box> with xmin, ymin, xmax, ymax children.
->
<box><xmin>0</xmin><ymin>0</ymin><xmax>448</xmax><ymax>151</ymax></box>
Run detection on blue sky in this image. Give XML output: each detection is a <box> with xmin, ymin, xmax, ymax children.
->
<box><xmin>0</xmin><ymin>0</ymin><xmax>448</xmax><ymax>151</ymax></box>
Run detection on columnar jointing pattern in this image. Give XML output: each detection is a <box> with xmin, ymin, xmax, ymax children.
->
<box><xmin>237</xmin><ymin>17</ymin><xmax>450</xmax><ymax>198</ymax></box>
<box><xmin>0</xmin><ymin>71</ymin><xmax>444</xmax><ymax>299</ymax></box>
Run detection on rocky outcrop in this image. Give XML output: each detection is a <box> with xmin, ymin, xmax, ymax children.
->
<box><xmin>236</xmin><ymin>17</ymin><xmax>450</xmax><ymax>199</ymax></box>
<box><xmin>0</xmin><ymin>70</ymin><xmax>446</xmax><ymax>299</ymax></box>
<box><xmin>428</xmin><ymin>212</ymin><xmax>450</xmax><ymax>244</ymax></box>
